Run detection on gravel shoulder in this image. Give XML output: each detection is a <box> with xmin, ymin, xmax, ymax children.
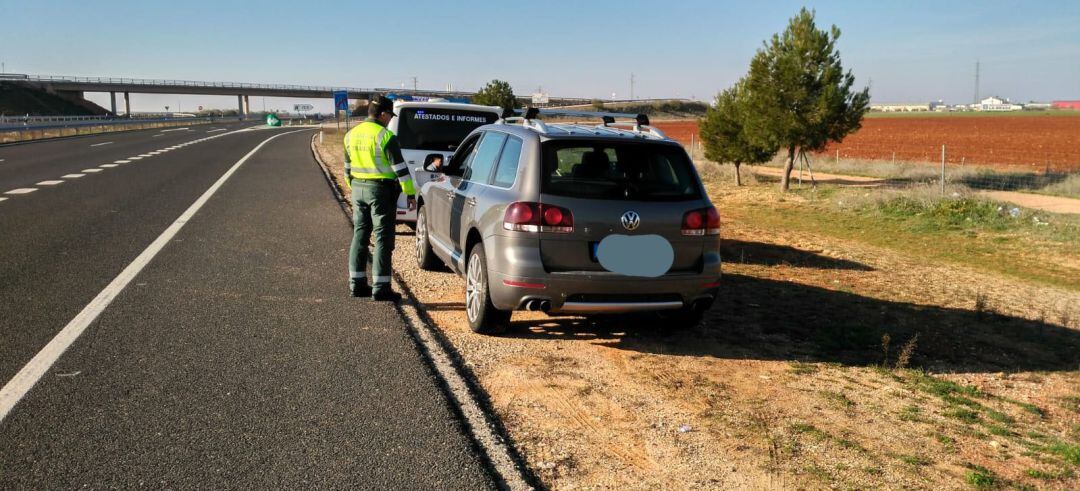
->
<box><xmin>316</xmin><ymin>129</ymin><xmax>1080</xmax><ymax>490</ymax></box>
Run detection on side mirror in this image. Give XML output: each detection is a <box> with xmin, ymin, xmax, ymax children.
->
<box><xmin>423</xmin><ymin>153</ymin><xmax>446</xmax><ymax>172</ymax></box>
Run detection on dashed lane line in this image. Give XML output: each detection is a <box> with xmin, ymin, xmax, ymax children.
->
<box><xmin>90</xmin><ymin>141</ymin><xmax>114</xmax><ymax>147</ymax></box>
<box><xmin>61</xmin><ymin>174</ymin><xmax>86</xmax><ymax>179</ymax></box>
<box><xmin>81</xmin><ymin>169</ymin><xmax>103</xmax><ymax>173</ymax></box>
<box><xmin>4</xmin><ymin>188</ymin><xmax>37</xmax><ymax>195</ymax></box>
<box><xmin>207</xmin><ymin>128</ymin><xmax>226</xmax><ymax>133</ymax></box>
<box><xmin>100</xmin><ymin>164</ymin><xmax>119</xmax><ymax>168</ymax></box>
<box><xmin>36</xmin><ymin>180</ymin><xmax>64</xmax><ymax>186</ymax></box>
<box><xmin>138</xmin><ymin>154</ymin><xmax>152</xmax><ymax>157</ymax></box>
<box><xmin>0</xmin><ymin>129</ymin><xmax>309</xmax><ymax>423</ymax></box>
<box><xmin>153</xmin><ymin>134</ymin><xmax>164</xmax><ymax>138</ymax></box>
<box><xmin>114</xmin><ymin>160</ymin><xmax>130</xmax><ymax>164</ymax></box>
<box><xmin>0</xmin><ymin>197</ymin><xmax>7</xmax><ymax>202</ymax></box>
<box><xmin>128</xmin><ymin>157</ymin><xmax>142</xmax><ymax>160</ymax></box>
<box><xmin>160</xmin><ymin>127</ymin><xmax>190</xmax><ymax>132</ymax></box>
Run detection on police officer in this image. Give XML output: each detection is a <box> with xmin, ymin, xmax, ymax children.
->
<box><xmin>344</xmin><ymin>96</ymin><xmax>416</xmax><ymax>301</ymax></box>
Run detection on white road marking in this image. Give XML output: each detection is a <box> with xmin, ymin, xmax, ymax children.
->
<box><xmin>114</xmin><ymin>160</ymin><xmax>130</xmax><ymax>164</ymax></box>
<box><xmin>62</xmin><ymin>174</ymin><xmax>86</xmax><ymax>178</ymax></box>
<box><xmin>0</xmin><ymin>197</ymin><xmax>7</xmax><ymax>202</ymax></box>
<box><xmin>4</xmin><ymin>188</ymin><xmax>37</xmax><ymax>195</ymax></box>
<box><xmin>207</xmin><ymin>128</ymin><xmax>226</xmax><ymax>133</ymax></box>
<box><xmin>0</xmin><ymin>159</ymin><xmax>5</xmax><ymax>162</ymax></box>
<box><xmin>0</xmin><ymin>129</ymin><xmax>307</xmax><ymax>423</ymax></box>
<box><xmin>36</xmin><ymin>180</ymin><xmax>64</xmax><ymax>186</ymax></box>
<box><xmin>81</xmin><ymin>168</ymin><xmax>103</xmax><ymax>173</ymax></box>
<box><xmin>160</xmin><ymin>127</ymin><xmax>189</xmax><ymax>132</ymax></box>
<box><xmin>129</xmin><ymin>156</ymin><xmax>142</xmax><ymax>160</ymax></box>
<box><xmin>90</xmin><ymin>141</ymin><xmax>113</xmax><ymax>147</ymax></box>
<box><xmin>153</xmin><ymin>134</ymin><xmax>164</xmax><ymax>138</ymax></box>
<box><xmin>138</xmin><ymin>154</ymin><xmax>152</xmax><ymax>157</ymax></box>
<box><xmin>100</xmin><ymin>164</ymin><xmax>118</xmax><ymax>168</ymax></box>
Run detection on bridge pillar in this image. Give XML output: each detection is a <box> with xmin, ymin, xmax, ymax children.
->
<box><xmin>110</xmin><ymin>92</ymin><xmax>117</xmax><ymax>115</ymax></box>
<box><xmin>243</xmin><ymin>95</ymin><xmax>250</xmax><ymax>118</ymax></box>
<box><xmin>123</xmin><ymin>92</ymin><xmax>130</xmax><ymax>117</ymax></box>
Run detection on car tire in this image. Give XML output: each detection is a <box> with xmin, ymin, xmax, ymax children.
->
<box><xmin>415</xmin><ymin>206</ymin><xmax>440</xmax><ymax>271</ymax></box>
<box><xmin>465</xmin><ymin>243</ymin><xmax>510</xmax><ymax>334</ymax></box>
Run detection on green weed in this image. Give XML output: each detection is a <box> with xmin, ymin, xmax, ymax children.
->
<box><xmin>964</xmin><ymin>464</ymin><xmax>998</xmax><ymax>488</ymax></box>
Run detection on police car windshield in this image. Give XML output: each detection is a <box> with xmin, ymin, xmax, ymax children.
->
<box><xmin>396</xmin><ymin>108</ymin><xmax>499</xmax><ymax>151</ymax></box>
<box><xmin>540</xmin><ymin>141</ymin><xmax>702</xmax><ymax>202</ymax></box>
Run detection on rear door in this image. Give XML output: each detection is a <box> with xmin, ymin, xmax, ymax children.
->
<box><xmin>450</xmin><ymin>131</ymin><xmax>506</xmax><ymax>254</ymax></box>
<box><xmin>536</xmin><ymin>140</ymin><xmax>710</xmax><ymax>274</ymax></box>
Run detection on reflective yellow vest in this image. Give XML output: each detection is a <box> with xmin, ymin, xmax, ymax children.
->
<box><xmin>344</xmin><ymin>121</ymin><xmax>415</xmax><ymax>195</ymax></box>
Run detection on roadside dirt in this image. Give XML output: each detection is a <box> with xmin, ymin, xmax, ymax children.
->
<box><xmin>316</xmin><ymin>130</ymin><xmax>1080</xmax><ymax>490</ymax></box>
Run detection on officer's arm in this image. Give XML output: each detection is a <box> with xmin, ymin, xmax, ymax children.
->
<box><xmin>386</xmin><ymin>135</ymin><xmax>416</xmax><ymax>196</ymax></box>
<box><xmin>342</xmin><ymin>134</ymin><xmax>352</xmax><ymax>191</ymax></box>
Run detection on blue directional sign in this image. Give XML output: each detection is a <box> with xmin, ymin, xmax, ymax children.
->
<box><xmin>333</xmin><ymin>90</ymin><xmax>348</xmax><ymax>111</ymax></box>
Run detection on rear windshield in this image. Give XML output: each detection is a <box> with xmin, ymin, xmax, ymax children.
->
<box><xmin>540</xmin><ymin>141</ymin><xmax>702</xmax><ymax>201</ymax></box>
<box><xmin>395</xmin><ymin>108</ymin><xmax>500</xmax><ymax>151</ymax></box>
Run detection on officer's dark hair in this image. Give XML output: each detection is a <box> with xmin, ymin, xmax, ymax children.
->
<box><xmin>369</xmin><ymin>96</ymin><xmax>394</xmax><ymax>118</ymax></box>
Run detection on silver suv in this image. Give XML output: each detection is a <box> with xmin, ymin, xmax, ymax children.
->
<box><xmin>414</xmin><ymin>110</ymin><xmax>721</xmax><ymax>334</ymax></box>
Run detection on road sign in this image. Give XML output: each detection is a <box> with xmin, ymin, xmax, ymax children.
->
<box><xmin>293</xmin><ymin>103</ymin><xmax>314</xmax><ymax>112</ymax></box>
<box><xmin>333</xmin><ymin>91</ymin><xmax>348</xmax><ymax>112</ymax></box>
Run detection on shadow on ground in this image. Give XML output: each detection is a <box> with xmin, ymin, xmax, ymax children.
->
<box><xmin>490</xmin><ymin>242</ymin><xmax>1078</xmax><ymax>374</ymax></box>
<box><xmin>720</xmin><ymin>239</ymin><xmax>873</xmax><ymax>271</ymax></box>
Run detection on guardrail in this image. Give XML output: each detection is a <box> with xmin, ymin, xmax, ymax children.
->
<box><xmin>0</xmin><ymin>116</ymin><xmax>223</xmax><ymax>144</ymax></box>
<box><xmin>16</xmin><ymin>74</ymin><xmax>594</xmax><ymax>103</ymax></box>
<box><xmin>0</xmin><ymin>114</ymin><xmax>201</xmax><ymax>125</ymax></box>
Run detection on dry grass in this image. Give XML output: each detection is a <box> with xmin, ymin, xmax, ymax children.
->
<box><xmin>311</xmin><ymin>132</ymin><xmax>1080</xmax><ymax>489</ymax></box>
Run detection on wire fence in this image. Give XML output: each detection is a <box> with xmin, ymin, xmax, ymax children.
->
<box><xmin>683</xmin><ymin>138</ymin><xmax>1080</xmax><ymax>201</ymax></box>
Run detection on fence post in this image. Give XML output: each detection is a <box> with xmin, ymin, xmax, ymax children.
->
<box><xmin>940</xmin><ymin>144</ymin><xmax>946</xmax><ymax>196</ymax></box>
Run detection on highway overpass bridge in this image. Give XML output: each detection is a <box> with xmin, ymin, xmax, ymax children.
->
<box><xmin>5</xmin><ymin>74</ymin><xmax>594</xmax><ymax>116</ymax></box>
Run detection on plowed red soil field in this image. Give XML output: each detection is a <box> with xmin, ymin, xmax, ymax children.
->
<box><xmin>652</xmin><ymin>116</ymin><xmax>1080</xmax><ymax>172</ymax></box>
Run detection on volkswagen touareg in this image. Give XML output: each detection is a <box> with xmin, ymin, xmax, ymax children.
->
<box><xmin>414</xmin><ymin>109</ymin><xmax>721</xmax><ymax>333</ymax></box>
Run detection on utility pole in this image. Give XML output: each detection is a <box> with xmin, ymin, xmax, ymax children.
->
<box><xmin>630</xmin><ymin>73</ymin><xmax>635</xmax><ymax>100</ymax></box>
<box><xmin>411</xmin><ymin>76</ymin><xmax>418</xmax><ymax>92</ymax></box>
<box><xmin>974</xmin><ymin>60</ymin><xmax>980</xmax><ymax>104</ymax></box>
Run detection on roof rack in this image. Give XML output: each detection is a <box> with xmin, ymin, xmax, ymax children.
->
<box><xmin>497</xmin><ymin>107</ymin><xmax>666</xmax><ymax>139</ymax></box>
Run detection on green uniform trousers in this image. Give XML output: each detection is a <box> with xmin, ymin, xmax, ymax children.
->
<box><xmin>349</xmin><ymin>179</ymin><xmax>401</xmax><ymax>294</ymax></box>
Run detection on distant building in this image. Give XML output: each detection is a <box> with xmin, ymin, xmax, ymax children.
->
<box><xmin>1051</xmin><ymin>100</ymin><xmax>1080</xmax><ymax>110</ymax></box>
<box><xmin>1024</xmin><ymin>102</ymin><xmax>1052</xmax><ymax>110</ymax></box>
<box><xmin>976</xmin><ymin>96</ymin><xmax>1022</xmax><ymax>111</ymax></box>
<box><xmin>869</xmin><ymin>102</ymin><xmax>932</xmax><ymax>112</ymax></box>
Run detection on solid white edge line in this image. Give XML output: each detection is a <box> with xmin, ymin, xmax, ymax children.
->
<box><xmin>0</xmin><ymin>128</ymin><xmax>308</xmax><ymax>423</ymax></box>
<box><xmin>90</xmin><ymin>141</ymin><xmax>114</xmax><ymax>147</ymax></box>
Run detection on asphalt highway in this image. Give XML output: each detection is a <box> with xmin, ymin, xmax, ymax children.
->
<box><xmin>0</xmin><ymin>126</ymin><xmax>495</xmax><ymax>488</ymax></box>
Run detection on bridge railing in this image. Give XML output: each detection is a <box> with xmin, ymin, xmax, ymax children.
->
<box><xmin>18</xmin><ymin>74</ymin><xmax>593</xmax><ymax>103</ymax></box>
<box><xmin>0</xmin><ymin>114</ymin><xmax>201</xmax><ymax>125</ymax></box>
<box><xmin>0</xmin><ymin>116</ymin><xmax>223</xmax><ymax>143</ymax></box>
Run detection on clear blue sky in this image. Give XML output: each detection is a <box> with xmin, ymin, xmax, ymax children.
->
<box><xmin>3</xmin><ymin>0</ymin><xmax>1077</xmax><ymax>112</ymax></box>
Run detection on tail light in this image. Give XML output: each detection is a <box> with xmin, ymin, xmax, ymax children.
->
<box><xmin>682</xmin><ymin>206</ymin><xmax>720</xmax><ymax>236</ymax></box>
<box><xmin>504</xmin><ymin>202</ymin><xmax>574</xmax><ymax>233</ymax></box>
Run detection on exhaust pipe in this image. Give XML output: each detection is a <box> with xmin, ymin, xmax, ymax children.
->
<box><xmin>522</xmin><ymin>299</ymin><xmax>552</xmax><ymax>312</ymax></box>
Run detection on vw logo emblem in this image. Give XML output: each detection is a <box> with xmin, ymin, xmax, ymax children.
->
<box><xmin>621</xmin><ymin>211</ymin><xmax>641</xmax><ymax>231</ymax></box>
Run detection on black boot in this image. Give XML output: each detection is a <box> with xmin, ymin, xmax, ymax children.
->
<box><xmin>351</xmin><ymin>284</ymin><xmax>372</xmax><ymax>298</ymax></box>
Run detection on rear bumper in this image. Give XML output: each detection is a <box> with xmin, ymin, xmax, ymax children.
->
<box><xmin>486</xmin><ymin>234</ymin><xmax>721</xmax><ymax>314</ymax></box>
